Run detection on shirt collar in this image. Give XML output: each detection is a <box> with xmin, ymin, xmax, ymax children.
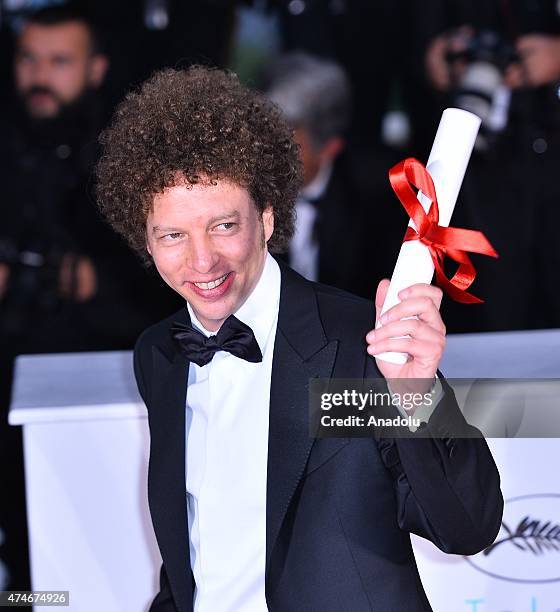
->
<box><xmin>301</xmin><ymin>160</ymin><xmax>333</xmax><ymax>202</ymax></box>
<box><xmin>186</xmin><ymin>252</ymin><xmax>281</xmax><ymax>353</ymax></box>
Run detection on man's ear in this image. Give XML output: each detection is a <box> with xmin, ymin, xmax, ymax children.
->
<box><xmin>146</xmin><ymin>231</ymin><xmax>152</xmax><ymax>257</ymax></box>
<box><xmin>263</xmin><ymin>206</ymin><xmax>274</xmax><ymax>243</ymax></box>
<box><xmin>88</xmin><ymin>54</ymin><xmax>109</xmax><ymax>88</ymax></box>
<box><xmin>320</xmin><ymin>136</ymin><xmax>345</xmax><ymax>164</ymax></box>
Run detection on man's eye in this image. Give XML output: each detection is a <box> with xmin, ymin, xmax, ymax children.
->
<box><xmin>218</xmin><ymin>222</ymin><xmax>236</xmax><ymax>230</ymax></box>
<box><xmin>163</xmin><ymin>232</ymin><xmax>183</xmax><ymax>240</ymax></box>
<box><xmin>53</xmin><ymin>56</ymin><xmax>71</xmax><ymax>66</ymax></box>
<box><xmin>17</xmin><ymin>52</ymin><xmax>34</xmax><ymax>65</ymax></box>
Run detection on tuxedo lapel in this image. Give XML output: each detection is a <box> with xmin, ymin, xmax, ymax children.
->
<box><xmin>266</xmin><ymin>263</ymin><xmax>338</xmax><ymax>576</ymax></box>
<box><xmin>149</xmin><ymin>310</ymin><xmax>193</xmax><ymax>612</ymax></box>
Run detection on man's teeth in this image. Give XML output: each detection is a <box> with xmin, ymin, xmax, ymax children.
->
<box><xmin>194</xmin><ymin>273</ymin><xmax>229</xmax><ymax>290</ymax></box>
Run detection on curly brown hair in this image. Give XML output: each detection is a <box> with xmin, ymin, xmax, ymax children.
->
<box><xmin>96</xmin><ymin>66</ymin><xmax>302</xmax><ymax>262</ymax></box>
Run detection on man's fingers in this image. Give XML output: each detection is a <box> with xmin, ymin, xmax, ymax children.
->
<box><xmin>505</xmin><ymin>63</ymin><xmax>524</xmax><ymax>88</ymax></box>
<box><xmin>0</xmin><ymin>263</ymin><xmax>10</xmax><ymax>300</ymax></box>
<box><xmin>369</xmin><ymin>336</ymin><xmax>443</xmax><ymax>361</ymax></box>
<box><xmin>75</xmin><ymin>257</ymin><xmax>97</xmax><ymax>302</ymax></box>
<box><xmin>378</xmin><ymin>297</ymin><xmax>445</xmax><ymax>334</ymax></box>
<box><xmin>425</xmin><ymin>35</ymin><xmax>451</xmax><ymax>90</ymax></box>
<box><xmin>515</xmin><ymin>35</ymin><xmax>540</xmax><ymax>54</ymax></box>
<box><xmin>367</xmin><ymin>283</ymin><xmax>445</xmax><ymax>344</ymax></box>
<box><xmin>382</xmin><ymin>295</ymin><xmax>439</xmax><ymax>323</ymax></box>
<box><xmin>371</xmin><ymin>318</ymin><xmax>445</xmax><ymax>345</ymax></box>
<box><xmin>59</xmin><ymin>253</ymin><xmax>73</xmax><ymax>297</ymax></box>
<box><xmin>398</xmin><ymin>283</ymin><xmax>443</xmax><ymax>309</ymax></box>
<box><xmin>374</xmin><ymin>279</ymin><xmax>391</xmax><ymax>324</ymax></box>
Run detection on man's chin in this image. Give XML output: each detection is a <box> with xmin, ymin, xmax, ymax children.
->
<box><xmin>26</xmin><ymin>103</ymin><xmax>61</xmax><ymax>120</ymax></box>
<box><xmin>190</xmin><ymin>306</ymin><xmax>233</xmax><ymax>332</ymax></box>
<box><xmin>183</xmin><ymin>292</ymin><xmax>237</xmax><ymax>331</ymax></box>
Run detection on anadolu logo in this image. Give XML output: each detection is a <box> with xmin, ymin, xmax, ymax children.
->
<box><xmin>466</xmin><ymin>494</ymin><xmax>560</xmax><ymax>583</ymax></box>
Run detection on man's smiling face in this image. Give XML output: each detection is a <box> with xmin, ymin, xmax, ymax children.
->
<box><xmin>146</xmin><ymin>179</ymin><xmax>274</xmax><ymax>332</ymax></box>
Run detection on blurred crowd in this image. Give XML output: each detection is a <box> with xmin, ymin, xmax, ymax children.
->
<box><xmin>1</xmin><ymin>0</ymin><xmax>560</xmax><ymax>595</ymax></box>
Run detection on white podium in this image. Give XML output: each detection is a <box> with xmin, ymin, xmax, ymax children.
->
<box><xmin>415</xmin><ymin>329</ymin><xmax>560</xmax><ymax>611</ymax></box>
<box><xmin>8</xmin><ymin>330</ymin><xmax>560</xmax><ymax>612</ymax></box>
<box><xmin>8</xmin><ymin>351</ymin><xmax>162</xmax><ymax>612</ymax></box>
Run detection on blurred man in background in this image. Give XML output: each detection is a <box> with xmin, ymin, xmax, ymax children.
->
<box><xmin>418</xmin><ymin>0</ymin><xmax>560</xmax><ymax>332</ymax></box>
<box><xmin>264</xmin><ymin>53</ymin><xmax>404</xmax><ymax>298</ymax></box>
<box><xmin>14</xmin><ymin>7</ymin><xmax>108</xmax><ymax>120</ymax></box>
<box><xmin>0</xmin><ymin>3</ymin><xmax>109</xmax><ymax>350</ymax></box>
<box><xmin>0</xmin><ymin>2</ymin><xmax>178</xmax><ymax>361</ymax></box>
<box><xmin>0</xmin><ymin>4</ymin><xmax>110</xmax><ymax>593</ymax></box>
<box><xmin>0</xmin><ymin>3</ymin><xmax>180</xmax><ymax>593</ymax></box>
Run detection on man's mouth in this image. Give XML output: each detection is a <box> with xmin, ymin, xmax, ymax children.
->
<box><xmin>193</xmin><ymin>273</ymin><xmax>229</xmax><ymax>290</ymax></box>
<box><xmin>26</xmin><ymin>89</ymin><xmax>55</xmax><ymax>102</ymax></box>
<box><xmin>187</xmin><ymin>272</ymin><xmax>235</xmax><ymax>298</ymax></box>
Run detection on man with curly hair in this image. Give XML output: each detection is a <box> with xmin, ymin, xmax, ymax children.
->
<box><xmin>96</xmin><ymin>66</ymin><xmax>502</xmax><ymax>612</ymax></box>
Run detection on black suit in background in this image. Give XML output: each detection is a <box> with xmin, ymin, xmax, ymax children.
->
<box><xmin>134</xmin><ymin>259</ymin><xmax>503</xmax><ymax>612</ymax></box>
<box><xmin>0</xmin><ymin>97</ymin><xmax>181</xmax><ymax>355</ymax></box>
<box><xmin>292</xmin><ymin>149</ymin><xmax>406</xmax><ymax>300</ymax></box>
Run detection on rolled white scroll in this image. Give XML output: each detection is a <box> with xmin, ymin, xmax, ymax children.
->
<box><xmin>375</xmin><ymin>108</ymin><xmax>481</xmax><ymax>365</ymax></box>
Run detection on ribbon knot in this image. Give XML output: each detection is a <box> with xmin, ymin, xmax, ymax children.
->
<box><xmin>389</xmin><ymin>157</ymin><xmax>498</xmax><ymax>304</ymax></box>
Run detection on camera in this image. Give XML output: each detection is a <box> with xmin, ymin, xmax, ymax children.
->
<box><xmin>447</xmin><ymin>29</ymin><xmax>518</xmax><ymax>150</ymax></box>
<box><xmin>0</xmin><ymin>237</ymin><xmax>64</xmax><ymax>335</ymax></box>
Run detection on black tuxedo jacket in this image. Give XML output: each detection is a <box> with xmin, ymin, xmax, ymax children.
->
<box><xmin>133</xmin><ymin>260</ymin><xmax>503</xmax><ymax>612</ymax></box>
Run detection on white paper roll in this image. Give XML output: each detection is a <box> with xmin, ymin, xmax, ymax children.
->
<box><xmin>375</xmin><ymin>108</ymin><xmax>481</xmax><ymax>365</ymax></box>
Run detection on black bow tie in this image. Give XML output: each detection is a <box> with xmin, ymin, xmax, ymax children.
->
<box><xmin>170</xmin><ymin>314</ymin><xmax>263</xmax><ymax>367</ymax></box>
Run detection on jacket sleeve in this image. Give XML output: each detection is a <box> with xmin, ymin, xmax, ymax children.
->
<box><xmin>135</xmin><ymin>339</ymin><xmax>181</xmax><ymax>611</ymax></box>
<box><xmin>133</xmin><ymin>329</ymin><xmax>150</xmax><ymax>406</ymax></box>
<box><xmin>369</xmin><ymin>361</ymin><xmax>504</xmax><ymax>555</ymax></box>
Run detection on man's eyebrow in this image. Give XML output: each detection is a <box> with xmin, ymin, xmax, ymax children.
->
<box><xmin>207</xmin><ymin>210</ymin><xmax>240</xmax><ymax>225</ymax></box>
<box><xmin>152</xmin><ymin>225</ymin><xmax>183</xmax><ymax>234</ymax></box>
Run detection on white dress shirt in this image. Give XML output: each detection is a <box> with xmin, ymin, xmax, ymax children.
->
<box><xmin>184</xmin><ymin>253</ymin><xmax>280</xmax><ymax>612</ymax></box>
<box><xmin>289</xmin><ymin>160</ymin><xmax>333</xmax><ymax>281</ymax></box>
<box><xmin>183</xmin><ymin>252</ymin><xmax>441</xmax><ymax>610</ymax></box>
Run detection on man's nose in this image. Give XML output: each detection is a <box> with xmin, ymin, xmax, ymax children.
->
<box><xmin>188</xmin><ymin>235</ymin><xmax>219</xmax><ymax>275</ymax></box>
<box><xmin>31</xmin><ymin>60</ymin><xmax>52</xmax><ymax>86</ymax></box>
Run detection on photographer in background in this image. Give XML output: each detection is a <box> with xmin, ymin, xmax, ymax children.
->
<box><xmin>0</xmin><ymin>3</ymin><xmax>110</xmax><ymax>593</ymax></box>
<box><xmin>426</xmin><ymin>19</ymin><xmax>560</xmax><ymax>93</ymax></box>
<box><xmin>419</xmin><ymin>0</ymin><xmax>560</xmax><ymax>333</ymax></box>
<box><xmin>0</xmin><ymin>3</ymin><xmax>109</xmax><ymax>347</ymax></box>
<box><xmin>0</xmin><ymin>3</ymin><xmax>179</xmax><ymax>355</ymax></box>
<box><xmin>0</xmin><ymin>3</ymin><xmax>180</xmax><ymax>593</ymax></box>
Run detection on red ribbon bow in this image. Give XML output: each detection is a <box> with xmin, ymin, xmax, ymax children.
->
<box><xmin>389</xmin><ymin>157</ymin><xmax>498</xmax><ymax>304</ymax></box>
